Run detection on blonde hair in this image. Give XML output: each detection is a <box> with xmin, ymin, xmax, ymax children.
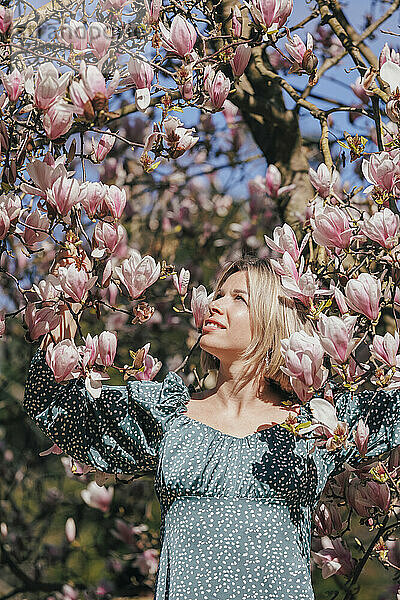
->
<box><xmin>200</xmin><ymin>255</ymin><xmax>315</xmax><ymax>398</ymax></box>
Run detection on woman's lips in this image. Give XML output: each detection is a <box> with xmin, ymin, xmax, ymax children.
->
<box><xmin>202</xmin><ymin>322</ymin><xmax>226</xmax><ymax>332</ymax></box>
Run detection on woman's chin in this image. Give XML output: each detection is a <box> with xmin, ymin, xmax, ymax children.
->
<box><xmin>199</xmin><ymin>339</ymin><xmax>219</xmax><ymax>357</ymax></box>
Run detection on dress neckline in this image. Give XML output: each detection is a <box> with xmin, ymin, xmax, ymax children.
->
<box><xmin>178</xmin><ymin>404</ymin><xmax>308</xmax><ymax>441</ymax></box>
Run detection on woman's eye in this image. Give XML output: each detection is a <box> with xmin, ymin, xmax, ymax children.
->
<box><xmin>236</xmin><ymin>295</ymin><xmax>246</xmax><ymax>302</ymax></box>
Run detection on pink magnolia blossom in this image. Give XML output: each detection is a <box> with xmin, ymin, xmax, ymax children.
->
<box><xmin>353</xmin><ymin>419</ymin><xmax>370</xmax><ymax>457</ymax></box>
<box><xmin>144</xmin><ymin>0</ymin><xmax>162</xmax><ymax>24</ymax></box>
<box><xmin>45</xmin><ymin>339</ymin><xmax>80</xmax><ymax>382</ymax></box>
<box><xmin>370</xmin><ymin>331</ymin><xmax>400</xmax><ymax>367</ymax></box>
<box><xmin>43</xmin><ymin>100</ymin><xmax>74</xmax><ymax>140</ymax></box>
<box><xmin>265</xmin><ymin>164</ymin><xmax>286</xmax><ymax>197</ymax></box>
<box><xmin>177</xmin><ymin>64</ymin><xmax>193</xmax><ymax>100</ymax></box>
<box><xmin>271</xmin><ymin>251</ymin><xmax>303</xmax><ymax>280</ymax></box>
<box><xmin>0</xmin><ymin>207</ymin><xmax>10</xmax><ymax>240</ymax></box>
<box><xmin>127</xmin><ymin>56</ymin><xmax>154</xmax><ymax>110</ymax></box>
<box><xmin>362</xmin><ymin>149</ymin><xmax>400</xmax><ymax>194</ymax></box>
<box><xmin>285</xmin><ymin>32</ymin><xmax>318</xmax><ymax>79</ymax></box>
<box><xmin>379</xmin><ymin>43</ymin><xmax>400</xmax><ymax>69</ymax></box>
<box><xmin>21</xmin><ymin>209</ymin><xmax>50</xmax><ymax>248</ymax></box>
<box><xmin>79</xmin><ymin>60</ymin><xmax>120</xmax><ymax>103</ymax></box>
<box><xmin>314</xmin><ymin>503</ymin><xmax>343</xmax><ymax>537</ymax></box>
<box><xmin>132</xmin><ymin>548</ymin><xmax>159</xmax><ymax>576</ymax></box>
<box><xmin>81</xmin><ymin>481</ymin><xmax>114</xmax><ymax>512</ymax></box>
<box><xmin>115</xmin><ymin>250</ymin><xmax>161</xmax><ymax>299</ymax></box>
<box><xmin>79</xmin><ymin>333</ymin><xmax>99</xmax><ymax>370</ymax></box>
<box><xmin>0</xmin><ymin>68</ymin><xmax>25</xmax><ymax>102</ymax></box>
<box><xmin>28</xmin><ymin>62</ymin><xmax>71</xmax><ymax>110</ymax></box>
<box><xmin>21</xmin><ymin>155</ymin><xmax>70</xmax><ymax>198</ymax></box>
<box><xmin>134</xmin><ymin>343</ymin><xmax>162</xmax><ymax>381</ymax></box>
<box><xmin>61</xmin><ymin>584</ymin><xmax>79</xmax><ymax>600</ymax></box>
<box><xmin>318</xmin><ymin>314</ymin><xmax>359</xmax><ymax>364</ymax></box>
<box><xmin>248</xmin><ymin>0</ymin><xmax>293</xmax><ymax>30</ymax></box>
<box><xmin>0</xmin><ymin>192</ymin><xmax>21</xmax><ymax>223</ymax></box>
<box><xmin>83</xmin><ymin>361</ymin><xmax>111</xmax><ymax>399</ymax></box>
<box><xmin>46</xmin><ymin>176</ymin><xmax>81</xmax><ymax>216</ymax></box>
<box><xmin>58</xmin><ymin>20</ymin><xmax>87</xmax><ymax>50</ymax></box>
<box><xmin>101</xmin><ymin>260</ymin><xmax>113</xmax><ymax>287</ymax></box>
<box><xmin>230</xmin><ymin>44</ymin><xmax>251</xmax><ymax>77</ymax></box>
<box><xmin>249</xmin><ymin>165</ymin><xmax>294</xmax><ymax>201</ymax></box>
<box><xmin>88</xmin><ymin>22</ymin><xmax>112</xmax><ymax>59</ymax></box>
<box><xmin>347</xmin><ymin>475</ymin><xmax>390</xmax><ymax>517</ymax></box>
<box><xmin>222</xmin><ymin>100</ymin><xmax>239</xmax><ymax>124</ymax></box>
<box><xmin>312</xmin><ymin>537</ymin><xmax>354</xmax><ymax>579</ymax></box>
<box><xmin>159</xmin><ymin>14</ymin><xmax>197</xmax><ymax>58</ymax></box>
<box><xmin>163</xmin><ymin>116</ymin><xmax>198</xmax><ymax>158</ymax></box>
<box><xmin>380</xmin><ymin>61</ymin><xmax>400</xmax><ymax>124</ymax></box>
<box><xmin>208</xmin><ymin>71</ymin><xmax>231</xmax><ymax>110</ymax></box>
<box><xmin>192</xmin><ymin>285</ymin><xmax>213</xmax><ymax>330</ymax></box>
<box><xmin>264</xmin><ymin>223</ymin><xmax>306</xmax><ymax>261</ymax></box>
<box><xmin>173</xmin><ymin>267</ymin><xmax>190</xmax><ymax>296</ymax></box>
<box><xmin>345</xmin><ymin>355</ymin><xmax>368</xmax><ymax>385</ymax></box>
<box><xmin>32</xmin><ymin>278</ymin><xmax>59</xmax><ymax>301</ymax></box>
<box><xmin>345</xmin><ymin>273</ymin><xmax>381</xmax><ymax>321</ymax></box>
<box><xmin>365</xmin><ymin>480</ymin><xmax>391</xmax><ymax>512</ymax></box>
<box><xmin>25</xmin><ymin>304</ymin><xmax>60</xmax><ymax>341</ymax></box>
<box><xmin>50</xmin><ymin>262</ymin><xmax>97</xmax><ymax>302</ymax></box>
<box><xmin>311</xmin><ymin>205</ymin><xmax>352</xmax><ymax>249</ymax></box>
<box><xmin>0</xmin><ymin>6</ymin><xmax>13</xmax><ymax>34</ymax></box>
<box><xmin>332</xmin><ymin>285</ymin><xmax>348</xmax><ymax>315</ymax></box>
<box><xmin>104</xmin><ymin>185</ymin><xmax>126</xmax><ymax>219</ymax></box>
<box><xmin>128</xmin><ymin>56</ymin><xmax>154</xmax><ymax>89</ymax></box>
<box><xmin>92</xmin><ymin>220</ymin><xmax>126</xmax><ymax>257</ymax></box>
<box><xmin>279</xmin><ymin>263</ymin><xmax>331</xmax><ymax>307</ymax></box>
<box><xmin>101</xmin><ymin>0</ymin><xmax>129</xmax><ymax>10</ymax></box>
<box><xmin>280</xmin><ymin>330</ymin><xmax>328</xmax><ymax>402</ymax></box>
<box><xmin>111</xmin><ymin>517</ymin><xmax>145</xmax><ymax>546</ymax></box>
<box><xmin>69</xmin><ymin>80</ymin><xmax>93</xmax><ymax>119</ymax></box>
<box><xmin>65</xmin><ymin>518</ymin><xmax>76</xmax><ymax>543</ymax></box>
<box><xmin>308</xmin><ymin>163</ymin><xmax>341</xmax><ymax>199</ymax></box>
<box><xmin>79</xmin><ymin>181</ymin><xmax>107</xmax><ymax>218</ymax></box>
<box><xmin>360</xmin><ymin>208</ymin><xmax>400</xmax><ymax>249</ymax></box>
<box><xmin>351</xmin><ymin>76</ymin><xmax>370</xmax><ymax>104</ymax></box>
<box><xmin>97</xmin><ymin>331</ymin><xmax>117</xmax><ymax>367</ymax></box>
<box><xmin>314</xmin><ymin>503</ymin><xmax>334</xmax><ymax>537</ymax></box>
<box><xmin>300</xmin><ymin>397</ymin><xmax>350</xmax><ymax>451</ymax></box>
<box><xmin>91</xmin><ymin>130</ymin><xmax>115</xmax><ymax>163</ymax></box>
<box><xmin>231</xmin><ymin>5</ymin><xmax>242</xmax><ymax>37</ymax></box>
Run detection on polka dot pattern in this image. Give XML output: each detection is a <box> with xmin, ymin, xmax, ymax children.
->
<box><xmin>24</xmin><ymin>349</ymin><xmax>400</xmax><ymax>600</ymax></box>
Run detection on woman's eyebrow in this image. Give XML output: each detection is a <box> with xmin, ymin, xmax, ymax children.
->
<box><xmin>217</xmin><ymin>288</ymin><xmax>249</xmax><ymax>295</ymax></box>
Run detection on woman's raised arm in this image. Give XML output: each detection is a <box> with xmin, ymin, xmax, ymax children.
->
<box><xmin>23</xmin><ymin>348</ymin><xmax>189</xmax><ymax>478</ymax></box>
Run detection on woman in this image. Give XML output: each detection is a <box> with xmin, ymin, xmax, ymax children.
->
<box><xmin>24</xmin><ymin>256</ymin><xmax>400</xmax><ymax>600</ymax></box>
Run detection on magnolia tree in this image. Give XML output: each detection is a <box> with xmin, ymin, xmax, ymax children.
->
<box><xmin>2</xmin><ymin>0</ymin><xmax>400</xmax><ymax>598</ymax></box>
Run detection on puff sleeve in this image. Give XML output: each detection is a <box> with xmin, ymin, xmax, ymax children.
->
<box><xmin>23</xmin><ymin>348</ymin><xmax>190</xmax><ymax>477</ymax></box>
<box><xmin>335</xmin><ymin>387</ymin><xmax>400</xmax><ymax>461</ymax></box>
<box><xmin>304</xmin><ymin>388</ymin><xmax>400</xmax><ymax>503</ymax></box>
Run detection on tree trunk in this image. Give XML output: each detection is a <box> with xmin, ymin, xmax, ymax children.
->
<box><xmin>219</xmin><ymin>0</ymin><xmax>314</xmax><ymax>227</ymax></box>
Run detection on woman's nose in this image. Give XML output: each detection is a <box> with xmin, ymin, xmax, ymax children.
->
<box><xmin>209</xmin><ymin>301</ymin><xmax>223</xmax><ymax>315</ymax></box>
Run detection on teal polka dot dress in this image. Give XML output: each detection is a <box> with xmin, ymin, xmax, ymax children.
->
<box><xmin>23</xmin><ymin>349</ymin><xmax>400</xmax><ymax>600</ymax></box>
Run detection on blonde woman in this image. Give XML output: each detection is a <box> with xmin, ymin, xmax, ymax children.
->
<box><xmin>24</xmin><ymin>256</ymin><xmax>400</xmax><ymax>600</ymax></box>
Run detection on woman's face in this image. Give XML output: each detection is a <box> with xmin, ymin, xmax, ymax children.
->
<box><xmin>199</xmin><ymin>271</ymin><xmax>252</xmax><ymax>363</ymax></box>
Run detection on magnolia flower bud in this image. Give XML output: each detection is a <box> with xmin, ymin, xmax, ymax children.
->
<box><xmin>65</xmin><ymin>517</ymin><xmax>76</xmax><ymax>543</ymax></box>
